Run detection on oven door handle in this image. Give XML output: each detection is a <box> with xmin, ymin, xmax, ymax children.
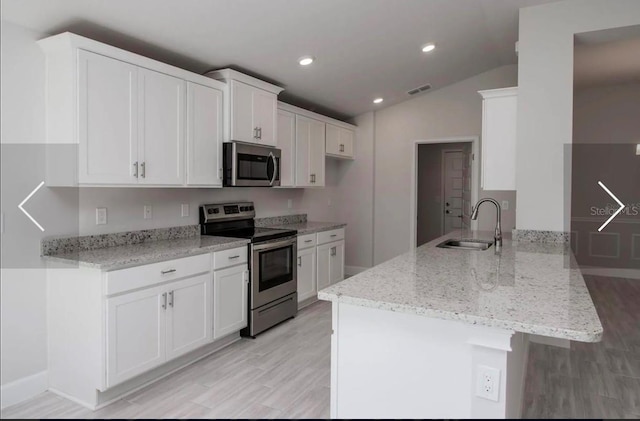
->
<box><xmin>252</xmin><ymin>237</ymin><xmax>296</xmax><ymax>251</ymax></box>
<box><xmin>268</xmin><ymin>152</ymin><xmax>278</xmax><ymax>186</ymax></box>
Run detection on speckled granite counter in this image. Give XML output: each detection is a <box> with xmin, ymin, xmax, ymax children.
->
<box><xmin>265</xmin><ymin>221</ymin><xmax>346</xmax><ymax>235</ymax></box>
<box><xmin>318</xmin><ymin>230</ymin><xmax>602</xmax><ymax>342</ymax></box>
<box><xmin>44</xmin><ymin>236</ymin><xmax>249</xmax><ymax>271</ymax></box>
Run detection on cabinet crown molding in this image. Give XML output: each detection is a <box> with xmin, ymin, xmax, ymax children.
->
<box><xmin>205</xmin><ymin>68</ymin><xmax>284</xmax><ymax>95</ymax></box>
<box><xmin>478</xmin><ymin>86</ymin><xmax>518</xmax><ymax>99</ymax></box>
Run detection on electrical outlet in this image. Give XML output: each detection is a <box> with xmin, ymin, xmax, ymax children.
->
<box><xmin>287</xmin><ymin>199</ymin><xmax>292</xmax><ymax>209</ymax></box>
<box><xmin>181</xmin><ymin>204</ymin><xmax>189</xmax><ymax>217</ymax></box>
<box><xmin>96</xmin><ymin>208</ymin><xmax>107</xmax><ymax>225</ymax></box>
<box><xmin>476</xmin><ymin>365</ymin><xmax>500</xmax><ymax>401</ymax></box>
<box><xmin>501</xmin><ymin>200</ymin><xmax>509</xmax><ymax>210</ymax></box>
<box><xmin>144</xmin><ymin>205</ymin><xmax>153</xmax><ymax>220</ymax></box>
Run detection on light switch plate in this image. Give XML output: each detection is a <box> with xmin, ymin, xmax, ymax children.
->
<box><xmin>501</xmin><ymin>200</ymin><xmax>509</xmax><ymax>210</ymax></box>
<box><xmin>144</xmin><ymin>205</ymin><xmax>152</xmax><ymax>220</ymax></box>
<box><xmin>96</xmin><ymin>208</ymin><xmax>107</xmax><ymax>225</ymax></box>
<box><xmin>181</xmin><ymin>204</ymin><xmax>189</xmax><ymax>217</ymax></box>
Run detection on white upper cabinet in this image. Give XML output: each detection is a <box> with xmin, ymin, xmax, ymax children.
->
<box><xmin>326</xmin><ymin>123</ymin><xmax>354</xmax><ymax>159</ymax></box>
<box><xmin>137</xmin><ymin>68</ymin><xmax>185</xmax><ymax>185</ymax></box>
<box><xmin>478</xmin><ymin>87</ymin><xmax>517</xmax><ymax>191</ymax></box>
<box><xmin>205</xmin><ymin>69</ymin><xmax>283</xmax><ymax>147</ymax></box>
<box><xmin>78</xmin><ymin>50</ymin><xmax>138</xmax><ymax>185</ymax></box>
<box><xmin>39</xmin><ymin>32</ymin><xmax>226</xmax><ymax>187</ymax></box>
<box><xmin>277</xmin><ymin>110</ymin><xmax>296</xmax><ymax>187</ymax></box>
<box><xmin>296</xmin><ymin>115</ymin><xmax>326</xmax><ymax>187</ymax></box>
<box><xmin>186</xmin><ymin>82</ymin><xmax>223</xmax><ymax>186</ymax></box>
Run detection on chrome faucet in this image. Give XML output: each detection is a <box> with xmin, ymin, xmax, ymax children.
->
<box><xmin>470</xmin><ymin>198</ymin><xmax>502</xmax><ymax>251</ymax></box>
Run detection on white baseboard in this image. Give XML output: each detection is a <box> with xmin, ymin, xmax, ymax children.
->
<box><xmin>0</xmin><ymin>370</ymin><xmax>48</xmax><ymax>409</ymax></box>
<box><xmin>529</xmin><ymin>334</ymin><xmax>570</xmax><ymax>349</ymax></box>
<box><xmin>345</xmin><ymin>265</ymin><xmax>369</xmax><ymax>277</ymax></box>
<box><xmin>580</xmin><ymin>267</ymin><xmax>640</xmax><ymax>280</ymax></box>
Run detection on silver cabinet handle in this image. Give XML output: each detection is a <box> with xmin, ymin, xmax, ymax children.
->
<box><xmin>161</xmin><ymin>292</ymin><xmax>167</xmax><ymax>309</ymax></box>
<box><xmin>331</xmin><ymin>246</ymin><xmax>336</xmax><ymax>256</ymax></box>
<box><xmin>304</xmin><ymin>239</ymin><xmax>313</xmax><ymax>243</ymax></box>
<box><xmin>228</xmin><ymin>255</ymin><xmax>240</xmax><ymax>259</ymax></box>
<box><xmin>168</xmin><ymin>291</ymin><xmax>174</xmax><ymax>307</ymax></box>
<box><xmin>141</xmin><ymin>162</ymin><xmax>146</xmax><ymax>178</ymax></box>
<box><xmin>161</xmin><ymin>269</ymin><xmax>176</xmax><ymax>274</ymax></box>
<box><xmin>258</xmin><ymin>127</ymin><xmax>262</xmax><ymax>139</ymax></box>
<box><xmin>310</xmin><ymin>174</ymin><xmax>316</xmax><ymax>184</ymax></box>
<box><xmin>133</xmin><ymin>161</ymin><xmax>138</xmax><ymax>178</ymax></box>
<box><xmin>298</xmin><ymin>256</ymin><xmax>302</xmax><ymax>267</ymax></box>
<box><xmin>254</xmin><ymin>127</ymin><xmax>259</xmax><ymax>139</ymax></box>
<box><xmin>330</xmin><ymin>234</ymin><xmax>337</xmax><ymax>238</ymax></box>
<box><xmin>340</xmin><ymin>144</ymin><xmax>345</xmax><ymax>152</ymax></box>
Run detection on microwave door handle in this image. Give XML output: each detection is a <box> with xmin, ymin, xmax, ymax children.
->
<box><xmin>268</xmin><ymin>152</ymin><xmax>278</xmax><ymax>186</ymax></box>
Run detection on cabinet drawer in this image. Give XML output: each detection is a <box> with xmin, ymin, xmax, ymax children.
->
<box><xmin>298</xmin><ymin>233</ymin><xmax>317</xmax><ymax>249</ymax></box>
<box><xmin>214</xmin><ymin>246</ymin><xmax>248</xmax><ymax>270</ymax></box>
<box><xmin>317</xmin><ymin>228</ymin><xmax>344</xmax><ymax>245</ymax></box>
<box><xmin>106</xmin><ymin>253</ymin><xmax>211</xmax><ymax>295</ymax></box>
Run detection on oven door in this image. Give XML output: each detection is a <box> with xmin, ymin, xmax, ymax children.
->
<box><xmin>224</xmin><ymin>142</ymin><xmax>281</xmax><ymax>187</ymax></box>
<box><xmin>251</xmin><ymin>237</ymin><xmax>297</xmax><ymax>309</ymax></box>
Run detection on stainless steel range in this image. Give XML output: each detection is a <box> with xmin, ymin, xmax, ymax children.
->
<box><xmin>200</xmin><ymin>202</ymin><xmax>297</xmax><ymax>337</ymax></box>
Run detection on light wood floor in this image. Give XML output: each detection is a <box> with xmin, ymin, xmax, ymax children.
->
<box><xmin>523</xmin><ymin>275</ymin><xmax>640</xmax><ymax>419</ymax></box>
<box><xmin>3</xmin><ymin>275</ymin><xmax>640</xmax><ymax>419</ymax></box>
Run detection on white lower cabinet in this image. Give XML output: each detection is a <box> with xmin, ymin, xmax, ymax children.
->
<box><xmin>213</xmin><ymin>264</ymin><xmax>249</xmax><ymax>339</ymax></box>
<box><xmin>297</xmin><ymin>246</ymin><xmax>317</xmax><ymax>303</ymax></box>
<box><xmin>317</xmin><ymin>240</ymin><xmax>345</xmax><ymax>291</ymax></box>
<box><xmin>106</xmin><ymin>273</ymin><xmax>212</xmax><ymax>387</ymax></box>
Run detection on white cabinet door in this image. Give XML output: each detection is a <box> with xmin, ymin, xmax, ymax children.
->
<box><xmin>78</xmin><ymin>50</ymin><xmax>138</xmax><ymax>185</ymax></box>
<box><xmin>479</xmin><ymin>87</ymin><xmax>517</xmax><ymax>190</ymax></box>
<box><xmin>295</xmin><ymin>115</ymin><xmax>326</xmax><ymax>187</ymax></box>
<box><xmin>277</xmin><ymin>110</ymin><xmax>296</xmax><ymax>187</ymax></box>
<box><xmin>330</xmin><ymin>240</ymin><xmax>345</xmax><ymax>285</ymax></box>
<box><xmin>138</xmin><ymin>68</ymin><xmax>185</xmax><ymax>185</ymax></box>
<box><xmin>165</xmin><ymin>274</ymin><xmax>213</xmax><ymax>360</ymax></box>
<box><xmin>213</xmin><ymin>265</ymin><xmax>249</xmax><ymax>339</ymax></box>
<box><xmin>106</xmin><ymin>285</ymin><xmax>166</xmax><ymax>387</ymax></box>
<box><xmin>317</xmin><ymin>242</ymin><xmax>332</xmax><ymax>292</ymax></box>
<box><xmin>230</xmin><ymin>80</ymin><xmax>256</xmax><ymax>143</ymax></box>
<box><xmin>297</xmin><ymin>246</ymin><xmax>317</xmax><ymax>303</ymax></box>
<box><xmin>186</xmin><ymin>82</ymin><xmax>223</xmax><ymax>186</ymax></box>
<box><xmin>326</xmin><ymin>124</ymin><xmax>341</xmax><ymax>156</ymax></box>
<box><xmin>340</xmin><ymin>128</ymin><xmax>354</xmax><ymax>158</ymax></box>
<box><xmin>252</xmin><ymin>89</ymin><xmax>277</xmax><ymax>146</ymax></box>
<box><xmin>326</xmin><ymin>124</ymin><xmax>354</xmax><ymax>159</ymax></box>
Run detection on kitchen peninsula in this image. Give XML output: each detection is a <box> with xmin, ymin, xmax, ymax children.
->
<box><xmin>318</xmin><ymin>231</ymin><xmax>603</xmax><ymax>419</ymax></box>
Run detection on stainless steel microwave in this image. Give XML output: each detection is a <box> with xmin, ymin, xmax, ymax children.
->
<box><xmin>223</xmin><ymin>142</ymin><xmax>281</xmax><ymax>187</ymax></box>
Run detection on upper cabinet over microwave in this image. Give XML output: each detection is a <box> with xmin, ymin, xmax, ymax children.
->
<box><xmin>205</xmin><ymin>69</ymin><xmax>284</xmax><ymax>147</ymax></box>
<box><xmin>38</xmin><ymin>32</ymin><xmax>225</xmax><ymax>188</ymax></box>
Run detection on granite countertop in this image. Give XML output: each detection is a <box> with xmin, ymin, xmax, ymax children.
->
<box><xmin>318</xmin><ymin>230</ymin><xmax>603</xmax><ymax>342</ymax></box>
<box><xmin>44</xmin><ymin>236</ymin><xmax>249</xmax><ymax>271</ymax></box>
<box><xmin>265</xmin><ymin>221</ymin><xmax>347</xmax><ymax>234</ymax></box>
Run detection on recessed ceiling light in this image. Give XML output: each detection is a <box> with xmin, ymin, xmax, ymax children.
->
<box><xmin>421</xmin><ymin>43</ymin><xmax>436</xmax><ymax>53</ymax></box>
<box><xmin>373</xmin><ymin>98</ymin><xmax>384</xmax><ymax>104</ymax></box>
<box><xmin>298</xmin><ymin>56</ymin><xmax>314</xmax><ymax>66</ymax></box>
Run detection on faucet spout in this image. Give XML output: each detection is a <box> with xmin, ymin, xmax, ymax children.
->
<box><xmin>470</xmin><ymin>198</ymin><xmax>502</xmax><ymax>251</ymax></box>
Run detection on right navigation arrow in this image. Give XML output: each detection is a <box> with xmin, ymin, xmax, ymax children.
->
<box><xmin>597</xmin><ymin>181</ymin><xmax>625</xmax><ymax>232</ymax></box>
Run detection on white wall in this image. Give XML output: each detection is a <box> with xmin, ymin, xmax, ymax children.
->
<box><xmin>373</xmin><ymin>65</ymin><xmax>518</xmax><ymax>265</ymax></box>
<box><xmin>515</xmin><ymin>0</ymin><xmax>640</xmax><ymax>232</ymax></box>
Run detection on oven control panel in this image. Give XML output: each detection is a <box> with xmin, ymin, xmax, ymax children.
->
<box><xmin>200</xmin><ymin>202</ymin><xmax>255</xmax><ymax>223</ymax></box>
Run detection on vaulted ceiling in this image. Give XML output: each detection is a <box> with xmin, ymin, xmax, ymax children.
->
<box><xmin>2</xmin><ymin>0</ymin><xmax>557</xmax><ymax>120</ymax></box>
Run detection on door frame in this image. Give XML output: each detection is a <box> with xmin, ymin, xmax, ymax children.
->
<box><xmin>410</xmin><ymin>136</ymin><xmax>479</xmax><ymax>249</ymax></box>
<box><xmin>441</xmin><ymin>149</ymin><xmax>464</xmax><ymax>236</ymax></box>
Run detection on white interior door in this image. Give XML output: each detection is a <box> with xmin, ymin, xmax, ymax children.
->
<box><xmin>138</xmin><ymin>68</ymin><xmax>185</xmax><ymax>185</ymax></box>
<box><xmin>165</xmin><ymin>274</ymin><xmax>212</xmax><ymax>360</ymax></box>
<box><xmin>78</xmin><ymin>50</ymin><xmax>138</xmax><ymax>184</ymax></box>
<box><xmin>443</xmin><ymin>151</ymin><xmax>464</xmax><ymax>234</ymax></box>
<box><xmin>106</xmin><ymin>285</ymin><xmax>166</xmax><ymax>387</ymax></box>
<box><xmin>186</xmin><ymin>82</ymin><xmax>223</xmax><ymax>186</ymax></box>
<box><xmin>297</xmin><ymin>247</ymin><xmax>317</xmax><ymax>302</ymax></box>
<box><xmin>213</xmin><ymin>265</ymin><xmax>249</xmax><ymax>339</ymax></box>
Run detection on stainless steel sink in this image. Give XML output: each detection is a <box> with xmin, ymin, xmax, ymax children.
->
<box><xmin>436</xmin><ymin>239</ymin><xmax>494</xmax><ymax>251</ymax></box>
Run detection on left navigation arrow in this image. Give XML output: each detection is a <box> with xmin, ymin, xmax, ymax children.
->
<box><xmin>18</xmin><ymin>181</ymin><xmax>45</xmax><ymax>232</ymax></box>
